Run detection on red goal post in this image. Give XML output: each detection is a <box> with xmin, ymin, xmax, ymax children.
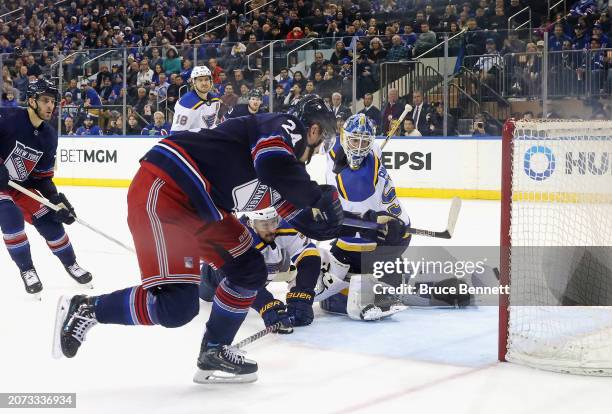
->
<box><xmin>498</xmin><ymin>118</ymin><xmax>612</xmax><ymax>375</ymax></box>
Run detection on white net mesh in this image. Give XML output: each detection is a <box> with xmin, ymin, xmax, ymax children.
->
<box><xmin>506</xmin><ymin>119</ymin><xmax>612</xmax><ymax>375</ymax></box>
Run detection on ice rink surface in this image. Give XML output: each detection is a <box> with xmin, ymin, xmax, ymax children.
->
<box><xmin>1</xmin><ymin>187</ymin><xmax>610</xmax><ymax>414</ymax></box>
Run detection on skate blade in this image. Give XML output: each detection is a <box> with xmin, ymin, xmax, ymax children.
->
<box><xmin>51</xmin><ymin>295</ymin><xmax>71</xmax><ymax>359</ymax></box>
<box><xmin>193</xmin><ymin>369</ymin><xmax>257</xmax><ymax>384</ymax></box>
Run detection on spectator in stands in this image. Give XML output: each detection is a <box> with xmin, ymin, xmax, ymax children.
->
<box><xmin>277</xmin><ymin>67</ymin><xmax>294</xmax><ymax>95</ymax></box>
<box><xmin>387</xmin><ymin>35</ymin><xmax>410</xmax><ymax>62</ymax></box>
<box><xmin>330</xmin><ymin>92</ymin><xmax>352</xmax><ymax>118</ymax></box>
<box><xmin>408</xmin><ymin>90</ymin><xmax>431</xmax><ymax>135</ymax></box>
<box><xmin>569</xmin><ymin>0</ymin><xmax>598</xmax><ymax>17</ymax></box>
<box><xmin>358</xmin><ymin>93</ymin><xmax>382</xmax><ymax>134</ymax></box>
<box><xmin>81</xmin><ymin>79</ymin><xmax>102</xmax><ymax>114</ymax></box>
<box><xmin>208</xmin><ymin>58</ymin><xmax>224</xmax><ymax>85</ymax></box>
<box><xmin>489</xmin><ymin>5</ymin><xmax>506</xmax><ymax>31</ymax></box>
<box><xmin>426</xmin><ymin>102</ymin><xmax>457</xmax><ymax>136</ymax></box>
<box><xmin>284</xmin><ymin>83</ymin><xmax>303</xmax><ymax>107</ymax></box>
<box><xmin>180</xmin><ymin>59</ymin><xmax>193</xmax><ymax>83</ymax></box>
<box><xmin>549</xmin><ymin>24</ymin><xmax>571</xmax><ymax>51</ymax></box>
<box><xmin>572</xmin><ymin>24</ymin><xmax>590</xmax><ymax>50</ymax></box>
<box><xmin>475</xmin><ymin>39</ymin><xmax>502</xmax><ymax>82</ymax></box>
<box><xmin>76</xmin><ymin>114</ymin><xmax>103</xmax><ymax>136</ymax></box>
<box><xmin>155</xmin><ymin>73</ymin><xmax>170</xmax><ymax>99</ymax></box>
<box><xmin>273</xmin><ymin>83</ymin><xmax>287</xmax><ymax>111</ymax></box>
<box><xmin>286</xmin><ymin>26</ymin><xmax>305</xmax><ymax>46</ymax></box>
<box><xmin>152</xmin><ymin>64</ymin><xmax>164</xmax><ymax>84</ymax></box>
<box><xmin>126</xmin><ymin>60</ymin><xmax>140</xmax><ymax>88</ymax></box>
<box><xmin>237</xmin><ymin>84</ymin><xmax>251</xmax><ymax>105</ymax></box>
<box><xmin>592</xmin><ymin>24</ymin><xmax>608</xmax><ymax>48</ymax></box>
<box><xmin>330</xmin><ymin>40</ymin><xmax>350</xmax><ymax>67</ymax></box>
<box><xmin>62</xmin><ymin>116</ymin><xmax>76</xmax><ymax>136</ymax></box>
<box><xmin>305</xmin><ymin>80</ymin><xmax>316</xmax><ymax>95</ymax></box>
<box><xmin>401</xmin><ymin>24</ymin><xmax>418</xmax><ymax>48</ymax></box>
<box><xmin>220</xmin><ymin>84</ymin><xmax>238</xmax><ymax>116</ymax></box>
<box><xmin>163</xmin><ymin>48</ymin><xmax>182</xmax><ymax>75</ymax></box>
<box><xmin>99</xmin><ymin>78</ymin><xmax>115</xmax><ymax>105</ymax></box>
<box><xmin>13</xmin><ymin>66</ymin><xmax>29</xmax><ymax>103</ymax></box>
<box><xmin>166</xmin><ymin>74</ymin><xmax>184</xmax><ymax>109</ymax></box>
<box><xmin>368</xmin><ymin>37</ymin><xmax>387</xmax><ymax>63</ymax></box>
<box><xmin>104</xmin><ymin>113</ymin><xmax>122</xmax><ymax>135</ymax></box>
<box><xmin>231</xmin><ymin>68</ymin><xmax>251</xmax><ymax>91</ymax></box>
<box><xmin>150</xmin><ymin>48</ymin><xmax>163</xmax><ymax>69</ymax></box>
<box><xmin>501</xmin><ymin>30</ymin><xmax>526</xmax><ymax>54</ymax></box>
<box><xmin>126</xmin><ymin>114</ymin><xmax>142</xmax><ymax>135</ymax></box>
<box><xmin>581</xmin><ymin>37</ymin><xmax>606</xmax><ymax>93</ymax></box>
<box><xmin>141</xmin><ymin>111</ymin><xmax>170</xmax><ymax>136</ymax></box>
<box><xmin>464</xmin><ymin>18</ymin><xmax>484</xmax><ymax>56</ymax></box>
<box><xmin>1</xmin><ymin>88</ymin><xmax>18</xmax><ymax>108</ymax></box>
<box><xmin>402</xmin><ymin>119</ymin><xmax>422</xmax><ymax>136</ymax></box>
<box><xmin>413</xmin><ymin>22</ymin><xmax>437</xmax><ymax>56</ymax></box>
<box><xmin>381</xmin><ymin>88</ymin><xmax>404</xmax><ymax>134</ymax></box>
<box><xmin>508</xmin><ymin>0</ymin><xmax>525</xmax><ymax>18</ymax></box>
<box><xmin>308</xmin><ymin>52</ymin><xmax>329</xmax><ymax>80</ymax></box>
<box><xmin>130</xmin><ymin>87</ymin><xmax>149</xmax><ymax>115</ymax></box>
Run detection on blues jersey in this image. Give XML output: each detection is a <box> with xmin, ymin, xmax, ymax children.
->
<box><xmin>171</xmin><ymin>90</ymin><xmax>221</xmax><ymax>132</ymax></box>
<box><xmin>224</xmin><ymin>104</ymin><xmax>265</xmax><ymax>119</ymax></box>
<box><xmin>0</xmin><ymin>108</ymin><xmax>56</xmax><ymax>184</ymax></box>
<box><xmin>325</xmin><ymin>137</ymin><xmax>409</xmax><ymax>252</ymax></box>
<box><xmin>143</xmin><ymin>113</ymin><xmax>322</xmax><ymax>223</ymax></box>
<box><xmin>243</xmin><ymin>217</ymin><xmax>318</xmax><ymax>282</ymax></box>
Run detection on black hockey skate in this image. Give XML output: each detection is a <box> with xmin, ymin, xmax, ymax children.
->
<box><xmin>52</xmin><ymin>295</ymin><xmax>97</xmax><ymax>359</ymax></box>
<box><xmin>20</xmin><ymin>268</ymin><xmax>43</xmax><ymax>298</ymax></box>
<box><xmin>193</xmin><ymin>342</ymin><xmax>258</xmax><ymax>384</ymax></box>
<box><xmin>64</xmin><ymin>262</ymin><xmax>93</xmax><ymax>288</ymax></box>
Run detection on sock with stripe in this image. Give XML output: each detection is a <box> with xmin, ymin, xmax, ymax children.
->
<box><xmin>204</xmin><ymin>278</ymin><xmax>257</xmax><ymax>345</ymax></box>
<box><xmin>34</xmin><ymin>216</ymin><xmax>76</xmax><ymax>266</ymax></box>
<box><xmin>0</xmin><ymin>200</ymin><xmax>34</xmax><ymax>271</ymax></box>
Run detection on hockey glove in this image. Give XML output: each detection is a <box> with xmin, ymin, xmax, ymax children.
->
<box><xmin>362</xmin><ymin>210</ymin><xmax>406</xmax><ymax>245</ymax></box>
<box><xmin>48</xmin><ymin>193</ymin><xmax>76</xmax><ymax>225</ymax></box>
<box><xmin>313</xmin><ymin>184</ymin><xmax>344</xmax><ymax>228</ymax></box>
<box><xmin>259</xmin><ymin>299</ymin><xmax>294</xmax><ymax>334</ymax></box>
<box><xmin>0</xmin><ymin>164</ymin><xmax>9</xmax><ymax>190</ymax></box>
<box><xmin>286</xmin><ymin>288</ymin><xmax>315</xmax><ymax>326</ymax></box>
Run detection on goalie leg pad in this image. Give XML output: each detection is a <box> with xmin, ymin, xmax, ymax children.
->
<box><xmin>315</xmin><ymin>248</ymin><xmax>350</xmax><ymax>302</ymax></box>
<box><xmin>347</xmin><ymin>275</ymin><xmax>407</xmax><ymax>321</ymax></box>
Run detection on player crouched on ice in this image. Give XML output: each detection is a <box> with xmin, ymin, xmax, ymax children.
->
<box><xmin>319</xmin><ymin>113</ymin><xmax>410</xmax><ymax>321</ymax></box>
<box><xmin>224</xmin><ymin>88</ymin><xmax>266</xmax><ymax>118</ymax></box>
<box><xmin>170</xmin><ymin>65</ymin><xmax>221</xmax><ymax>132</ymax></box>
<box><xmin>200</xmin><ymin>207</ymin><xmax>320</xmax><ymax>333</ymax></box>
<box><xmin>0</xmin><ymin>79</ymin><xmax>92</xmax><ymax>297</ymax></box>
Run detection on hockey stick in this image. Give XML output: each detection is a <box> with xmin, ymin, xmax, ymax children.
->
<box><xmin>380</xmin><ymin>103</ymin><xmax>412</xmax><ymax>150</ymax></box>
<box><xmin>233</xmin><ymin>322</ymin><xmax>283</xmax><ymax>349</ymax></box>
<box><xmin>8</xmin><ymin>181</ymin><xmax>136</xmax><ymax>254</ymax></box>
<box><xmin>341</xmin><ymin>197</ymin><xmax>462</xmax><ymax>239</ymax></box>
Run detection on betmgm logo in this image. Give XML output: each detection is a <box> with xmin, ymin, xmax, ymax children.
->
<box><xmin>524</xmin><ymin>145</ymin><xmax>611</xmax><ymax>181</ymax></box>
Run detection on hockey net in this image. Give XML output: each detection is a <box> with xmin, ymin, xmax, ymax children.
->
<box><xmin>499</xmin><ymin>119</ymin><xmax>612</xmax><ymax>375</ymax></box>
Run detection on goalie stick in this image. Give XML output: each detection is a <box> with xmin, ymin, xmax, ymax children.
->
<box><xmin>341</xmin><ymin>197</ymin><xmax>462</xmax><ymax>239</ymax></box>
<box><xmin>8</xmin><ymin>181</ymin><xmax>136</xmax><ymax>254</ymax></box>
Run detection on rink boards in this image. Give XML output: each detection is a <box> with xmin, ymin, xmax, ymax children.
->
<box><xmin>53</xmin><ymin>135</ymin><xmax>504</xmax><ymax>200</ymax></box>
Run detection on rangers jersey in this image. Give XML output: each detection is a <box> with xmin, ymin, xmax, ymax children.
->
<box><xmin>0</xmin><ymin>108</ymin><xmax>56</xmax><ymax>185</ymax></box>
<box><xmin>325</xmin><ymin>137</ymin><xmax>409</xmax><ymax>251</ymax></box>
<box><xmin>170</xmin><ymin>90</ymin><xmax>221</xmax><ymax>132</ymax></box>
<box><xmin>142</xmin><ymin>113</ymin><xmax>322</xmax><ymax>223</ymax></box>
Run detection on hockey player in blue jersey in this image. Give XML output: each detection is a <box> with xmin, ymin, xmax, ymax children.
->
<box><xmin>224</xmin><ymin>88</ymin><xmax>266</xmax><ymax>119</ymax></box>
<box><xmin>0</xmin><ymin>79</ymin><xmax>92</xmax><ymax>297</ymax></box>
<box><xmin>53</xmin><ymin>94</ymin><xmax>361</xmax><ymax>384</ymax></box>
<box><xmin>200</xmin><ymin>207</ymin><xmax>321</xmax><ymax>333</ymax></box>
<box><xmin>319</xmin><ymin>113</ymin><xmax>411</xmax><ymax>320</ymax></box>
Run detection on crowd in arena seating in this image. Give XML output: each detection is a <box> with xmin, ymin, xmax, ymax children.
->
<box><xmin>0</xmin><ymin>0</ymin><xmax>609</xmax><ymax>136</ymax></box>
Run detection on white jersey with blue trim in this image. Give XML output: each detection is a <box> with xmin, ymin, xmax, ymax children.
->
<box><xmin>170</xmin><ymin>90</ymin><xmax>221</xmax><ymax>132</ymax></box>
<box><xmin>251</xmin><ymin>219</ymin><xmax>318</xmax><ymax>282</ymax></box>
<box><xmin>325</xmin><ymin>137</ymin><xmax>409</xmax><ymax>251</ymax></box>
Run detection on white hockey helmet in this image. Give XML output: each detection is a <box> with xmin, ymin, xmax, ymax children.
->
<box><xmin>245</xmin><ymin>207</ymin><xmax>280</xmax><ymax>232</ymax></box>
<box><xmin>341</xmin><ymin>113</ymin><xmax>377</xmax><ymax>169</ymax></box>
<box><xmin>190</xmin><ymin>65</ymin><xmax>212</xmax><ymax>80</ymax></box>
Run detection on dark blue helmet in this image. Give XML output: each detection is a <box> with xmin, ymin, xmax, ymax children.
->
<box><xmin>248</xmin><ymin>88</ymin><xmax>263</xmax><ymax>99</ymax></box>
<box><xmin>27</xmin><ymin>78</ymin><xmax>59</xmax><ymax>101</ymax></box>
<box><xmin>288</xmin><ymin>94</ymin><xmax>336</xmax><ymax>141</ymax></box>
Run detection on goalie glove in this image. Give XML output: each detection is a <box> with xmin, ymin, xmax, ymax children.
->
<box><xmin>286</xmin><ymin>288</ymin><xmax>315</xmax><ymax>326</ymax></box>
<box><xmin>259</xmin><ymin>299</ymin><xmax>294</xmax><ymax>334</ymax></box>
<box><xmin>48</xmin><ymin>193</ymin><xmax>76</xmax><ymax>225</ymax></box>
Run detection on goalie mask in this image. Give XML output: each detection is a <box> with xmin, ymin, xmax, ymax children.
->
<box><xmin>287</xmin><ymin>94</ymin><xmax>336</xmax><ymax>163</ymax></box>
<box><xmin>245</xmin><ymin>207</ymin><xmax>280</xmax><ymax>243</ymax></box>
<box><xmin>341</xmin><ymin>113</ymin><xmax>376</xmax><ymax>170</ymax></box>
